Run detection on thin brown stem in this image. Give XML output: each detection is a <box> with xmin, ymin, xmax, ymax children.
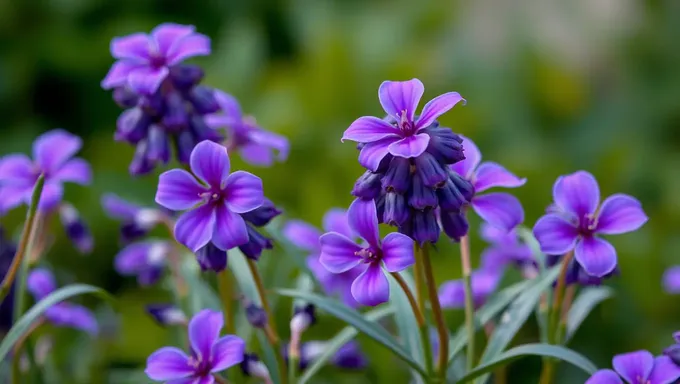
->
<box><xmin>560</xmin><ymin>285</ymin><xmax>576</xmax><ymax>325</ymax></box>
<box><xmin>549</xmin><ymin>251</ymin><xmax>574</xmax><ymax>343</ymax></box>
<box><xmin>413</xmin><ymin>251</ymin><xmax>427</xmax><ymax>315</ymax></box>
<box><xmin>390</xmin><ymin>272</ymin><xmax>425</xmax><ymax>326</ymax></box>
<box><xmin>420</xmin><ymin>243</ymin><xmax>448</xmax><ymax>382</ymax></box>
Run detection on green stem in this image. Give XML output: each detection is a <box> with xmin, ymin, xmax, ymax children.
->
<box><xmin>0</xmin><ymin>175</ymin><xmax>44</xmax><ymax>304</ymax></box>
<box><xmin>288</xmin><ymin>353</ymin><xmax>298</xmax><ymax>384</ymax></box>
<box><xmin>217</xmin><ymin>269</ymin><xmax>235</xmax><ymax>334</ymax></box>
<box><xmin>459</xmin><ymin>234</ymin><xmax>475</xmax><ymax>371</ymax></box>
<box><xmin>413</xmin><ymin>250</ymin><xmax>434</xmax><ymax>378</ymax></box>
<box><xmin>246</xmin><ymin>258</ymin><xmax>288</xmax><ymax>384</ymax></box>
<box><xmin>419</xmin><ymin>243</ymin><xmax>448</xmax><ymax>382</ymax></box>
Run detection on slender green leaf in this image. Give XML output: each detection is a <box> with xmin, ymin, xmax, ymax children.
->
<box><xmin>298</xmin><ymin>306</ymin><xmax>394</xmax><ymax>384</ymax></box>
<box><xmin>456</xmin><ymin>343</ymin><xmax>597</xmax><ymax>383</ymax></box>
<box><xmin>0</xmin><ymin>284</ymin><xmax>111</xmax><ymax>362</ymax></box>
<box><xmin>388</xmin><ymin>272</ymin><xmax>425</xmax><ymax>383</ymax></box>
<box><xmin>565</xmin><ymin>286</ymin><xmax>614</xmax><ymax>342</ymax></box>
<box><xmin>180</xmin><ymin>259</ymin><xmax>221</xmax><ymax>314</ymax></box>
<box><xmin>276</xmin><ymin>289</ymin><xmax>428</xmax><ymax>379</ymax></box>
<box><xmin>448</xmin><ymin>278</ymin><xmax>533</xmax><ymax>365</ymax></box>
<box><xmin>517</xmin><ymin>226</ymin><xmax>552</xmax><ymax>344</ymax></box>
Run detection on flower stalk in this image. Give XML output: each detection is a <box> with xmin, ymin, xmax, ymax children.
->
<box><xmin>246</xmin><ymin>258</ymin><xmax>288</xmax><ymax>384</ymax></box>
<box><xmin>419</xmin><ymin>243</ymin><xmax>448</xmax><ymax>382</ymax></box>
<box><xmin>459</xmin><ymin>233</ymin><xmax>476</xmax><ymax>371</ymax></box>
<box><xmin>413</xmin><ymin>253</ymin><xmax>435</xmax><ymax>378</ymax></box>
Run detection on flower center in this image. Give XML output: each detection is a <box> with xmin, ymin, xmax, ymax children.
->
<box><xmin>636</xmin><ymin>376</ymin><xmax>650</xmax><ymax>384</ymax></box>
<box><xmin>200</xmin><ymin>190</ymin><xmax>224</xmax><ymax>205</ymax></box>
<box><xmin>149</xmin><ymin>52</ymin><xmax>167</xmax><ymax>69</ymax></box>
<box><xmin>188</xmin><ymin>355</ymin><xmax>211</xmax><ymax>377</ymax></box>
<box><xmin>355</xmin><ymin>247</ymin><xmax>380</xmax><ymax>264</ymax></box>
<box><xmin>578</xmin><ymin>213</ymin><xmax>598</xmax><ymax>236</ymax></box>
<box><xmin>397</xmin><ymin>110</ymin><xmax>415</xmax><ymax>135</ymax></box>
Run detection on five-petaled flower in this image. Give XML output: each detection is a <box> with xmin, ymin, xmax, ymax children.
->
<box><xmin>145</xmin><ymin>309</ymin><xmax>245</xmax><ymax>383</ymax></box>
<box><xmin>114</xmin><ymin>240</ymin><xmax>172</xmax><ymax>286</ymax></box>
<box><xmin>451</xmin><ymin>136</ymin><xmax>526</xmax><ymax>231</ymax></box>
<box><xmin>0</xmin><ymin>129</ymin><xmax>91</xmax><ymax>214</ymax></box>
<box><xmin>27</xmin><ymin>268</ymin><xmax>99</xmax><ymax>335</ymax></box>
<box><xmin>205</xmin><ymin>90</ymin><xmax>289</xmax><ymax>167</ymax></box>
<box><xmin>319</xmin><ymin>198</ymin><xmax>415</xmax><ymax>306</ymax></box>
<box><xmin>102</xmin><ymin>23</ymin><xmax>210</xmax><ymax>95</ymax></box>
<box><xmin>283</xmin><ymin>208</ymin><xmax>364</xmax><ymax>308</ymax></box>
<box><xmin>586</xmin><ymin>350</ymin><xmax>680</xmax><ymax>384</ymax></box>
<box><xmin>155</xmin><ymin>140</ymin><xmax>264</xmax><ymax>252</ymax></box>
<box><xmin>533</xmin><ymin>171</ymin><xmax>648</xmax><ymax>277</ymax></box>
<box><xmin>342</xmin><ymin>78</ymin><xmax>465</xmax><ymax>171</ymax></box>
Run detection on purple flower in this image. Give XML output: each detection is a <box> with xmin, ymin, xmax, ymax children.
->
<box><xmin>27</xmin><ymin>268</ymin><xmax>98</xmax><ymax>335</ymax></box>
<box><xmin>283</xmin><ymin>208</ymin><xmax>363</xmax><ymax>308</ymax></box>
<box><xmin>663</xmin><ymin>266</ymin><xmax>680</xmax><ymax>294</ymax></box>
<box><xmin>155</xmin><ymin>140</ymin><xmax>264</xmax><ymax>253</ymax></box>
<box><xmin>546</xmin><ymin>253</ymin><xmax>619</xmax><ymax>287</ymax></box>
<box><xmin>451</xmin><ymin>136</ymin><xmax>526</xmax><ymax>231</ymax></box>
<box><xmin>146</xmin><ymin>304</ymin><xmax>187</xmax><ymax>327</ymax></box>
<box><xmin>479</xmin><ymin>223</ymin><xmax>535</xmax><ymax>275</ymax></box>
<box><xmin>59</xmin><ymin>202</ymin><xmax>93</xmax><ymax>254</ymax></box>
<box><xmin>342</xmin><ymin>78</ymin><xmax>465</xmax><ymax>171</ymax></box>
<box><xmin>114</xmin><ymin>241</ymin><xmax>172</xmax><ymax>286</ymax></box>
<box><xmin>663</xmin><ymin>332</ymin><xmax>680</xmax><ymax>367</ymax></box>
<box><xmin>102</xmin><ymin>23</ymin><xmax>210</xmax><ymax>95</ymax></box>
<box><xmin>533</xmin><ymin>171</ymin><xmax>648</xmax><ymax>277</ymax></box>
<box><xmin>438</xmin><ymin>268</ymin><xmax>502</xmax><ymax>309</ymax></box>
<box><xmin>319</xmin><ymin>199</ymin><xmax>415</xmax><ymax>306</ymax></box>
<box><xmin>101</xmin><ymin>193</ymin><xmax>167</xmax><ymax>243</ymax></box>
<box><xmin>283</xmin><ymin>341</ymin><xmax>367</xmax><ymax>371</ymax></box>
<box><xmin>145</xmin><ymin>309</ymin><xmax>245</xmax><ymax>383</ymax></box>
<box><xmin>205</xmin><ymin>90</ymin><xmax>289</xmax><ymax>167</ymax></box>
<box><xmin>0</xmin><ymin>129</ymin><xmax>91</xmax><ymax>213</ymax></box>
<box><xmin>586</xmin><ymin>350</ymin><xmax>680</xmax><ymax>384</ymax></box>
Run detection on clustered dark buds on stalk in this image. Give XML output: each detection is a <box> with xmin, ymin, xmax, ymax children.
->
<box><xmin>239</xmin><ymin>198</ymin><xmax>281</xmax><ymax>260</ymax></box>
<box><xmin>101</xmin><ymin>24</ymin><xmax>222</xmax><ymax>175</ymax></box>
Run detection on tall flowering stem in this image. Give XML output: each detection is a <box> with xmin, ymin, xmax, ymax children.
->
<box><xmin>217</xmin><ymin>268</ymin><xmax>235</xmax><ymax>334</ymax></box>
<box><xmin>245</xmin><ymin>258</ymin><xmax>288</xmax><ymax>383</ymax></box>
<box><xmin>459</xmin><ymin>233</ymin><xmax>476</xmax><ymax>370</ymax></box>
<box><xmin>420</xmin><ymin>243</ymin><xmax>448</xmax><ymax>381</ymax></box>
<box><xmin>0</xmin><ymin>175</ymin><xmax>45</xmax><ymax>304</ymax></box>
<box><xmin>412</xmin><ymin>251</ymin><xmax>435</xmax><ymax>377</ymax></box>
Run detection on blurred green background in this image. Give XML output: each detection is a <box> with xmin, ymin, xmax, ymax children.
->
<box><xmin>1</xmin><ymin>0</ymin><xmax>679</xmax><ymax>382</ymax></box>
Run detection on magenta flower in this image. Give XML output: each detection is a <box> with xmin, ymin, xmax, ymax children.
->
<box><xmin>0</xmin><ymin>129</ymin><xmax>91</xmax><ymax>213</ymax></box>
<box><xmin>27</xmin><ymin>268</ymin><xmax>98</xmax><ymax>335</ymax></box>
<box><xmin>662</xmin><ymin>266</ymin><xmax>680</xmax><ymax>294</ymax></box>
<box><xmin>102</xmin><ymin>23</ymin><xmax>210</xmax><ymax>95</ymax></box>
<box><xmin>533</xmin><ymin>171</ymin><xmax>648</xmax><ymax>277</ymax></box>
<box><xmin>205</xmin><ymin>90</ymin><xmax>289</xmax><ymax>167</ymax></box>
<box><xmin>319</xmin><ymin>199</ymin><xmax>415</xmax><ymax>306</ymax></box>
<box><xmin>586</xmin><ymin>350</ymin><xmax>680</xmax><ymax>384</ymax></box>
<box><xmin>155</xmin><ymin>140</ymin><xmax>264</xmax><ymax>252</ymax></box>
<box><xmin>342</xmin><ymin>79</ymin><xmax>465</xmax><ymax>171</ymax></box>
<box><xmin>145</xmin><ymin>309</ymin><xmax>245</xmax><ymax>383</ymax></box>
<box><xmin>450</xmin><ymin>136</ymin><xmax>526</xmax><ymax>231</ymax></box>
<box><xmin>438</xmin><ymin>269</ymin><xmax>502</xmax><ymax>309</ymax></box>
<box><xmin>283</xmin><ymin>208</ymin><xmax>363</xmax><ymax>308</ymax></box>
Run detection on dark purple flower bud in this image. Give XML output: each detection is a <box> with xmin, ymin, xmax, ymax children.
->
<box><xmin>291</xmin><ymin>304</ymin><xmax>316</xmax><ymax>334</ymax></box>
<box><xmin>161</xmin><ymin>92</ymin><xmax>189</xmax><ymax>132</ymax></box>
<box><xmin>245</xmin><ymin>301</ymin><xmax>268</xmax><ymax>329</ymax></box>
<box><xmin>196</xmin><ymin>242</ymin><xmax>227</xmax><ymax>272</ymax></box>
<box><xmin>383</xmin><ymin>192</ymin><xmax>409</xmax><ymax>226</ymax></box>
<box><xmin>415</xmin><ymin>152</ymin><xmax>448</xmax><ymax>187</ymax></box>
<box><xmin>439</xmin><ymin>210</ymin><xmax>469</xmax><ymax>241</ymax></box>
<box><xmin>188</xmin><ymin>86</ymin><xmax>220</xmax><ymax>114</ymax></box>
<box><xmin>239</xmin><ymin>226</ymin><xmax>274</xmax><ymax>261</ymax></box>
<box><xmin>139</xmin><ymin>92</ymin><xmax>164</xmax><ymax>117</ymax></box>
<box><xmin>129</xmin><ymin>140</ymin><xmax>154</xmax><ymax>176</ymax></box>
<box><xmin>664</xmin><ymin>344</ymin><xmax>680</xmax><ymax>367</ymax></box>
<box><xmin>408</xmin><ymin>173</ymin><xmax>438</xmax><ymax>210</ymax></box>
<box><xmin>169</xmin><ymin>64</ymin><xmax>205</xmax><ymax>90</ymax></box>
<box><xmin>58</xmin><ymin>203</ymin><xmax>93</xmax><ymax>254</ymax></box>
<box><xmin>375</xmin><ymin>153</ymin><xmax>394</xmax><ymax>173</ymax></box>
<box><xmin>437</xmin><ymin>172</ymin><xmax>474</xmax><ymax>211</ymax></box>
<box><xmin>382</xmin><ymin>157</ymin><xmax>411</xmax><ymax>193</ymax></box>
<box><xmin>189</xmin><ymin>115</ymin><xmax>222</xmax><ymax>142</ymax></box>
<box><xmin>332</xmin><ymin>341</ymin><xmax>368</xmax><ymax>369</ymax></box>
<box><xmin>145</xmin><ymin>304</ymin><xmax>187</xmax><ymax>326</ymax></box>
<box><xmin>240</xmin><ymin>353</ymin><xmax>271</xmax><ymax>380</ymax></box>
<box><xmin>352</xmin><ymin>171</ymin><xmax>382</xmax><ymax>199</ymax></box>
<box><xmin>147</xmin><ymin>125</ymin><xmax>171</xmax><ymax>164</ymax></box>
<box><xmin>241</xmin><ymin>198</ymin><xmax>282</xmax><ymax>227</ymax></box>
<box><xmin>112</xmin><ymin>87</ymin><xmax>139</xmax><ymax>108</ymax></box>
<box><xmin>138</xmin><ymin>267</ymin><xmax>164</xmax><ymax>286</ymax></box>
<box><xmin>422</xmin><ymin>126</ymin><xmax>465</xmax><ymax>164</ymax></box>
<box><xmin>115</xmin><ymin>108</ymin><xmax>150</xmax><ymax>143</ymax></box>
<box><xmin>174</xmin><ymin>130</ymin><xmax>197</xmax><ymax>164</ymax></box>
<box><xmin>412</xmin><ymin>209</ymin><xmax>440</xmax><ymax>244</ymax></box>
<box><xmin>375</xmin><ymin>195</ymin><xmax>386</xmax><ymax>224</ymax></box>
